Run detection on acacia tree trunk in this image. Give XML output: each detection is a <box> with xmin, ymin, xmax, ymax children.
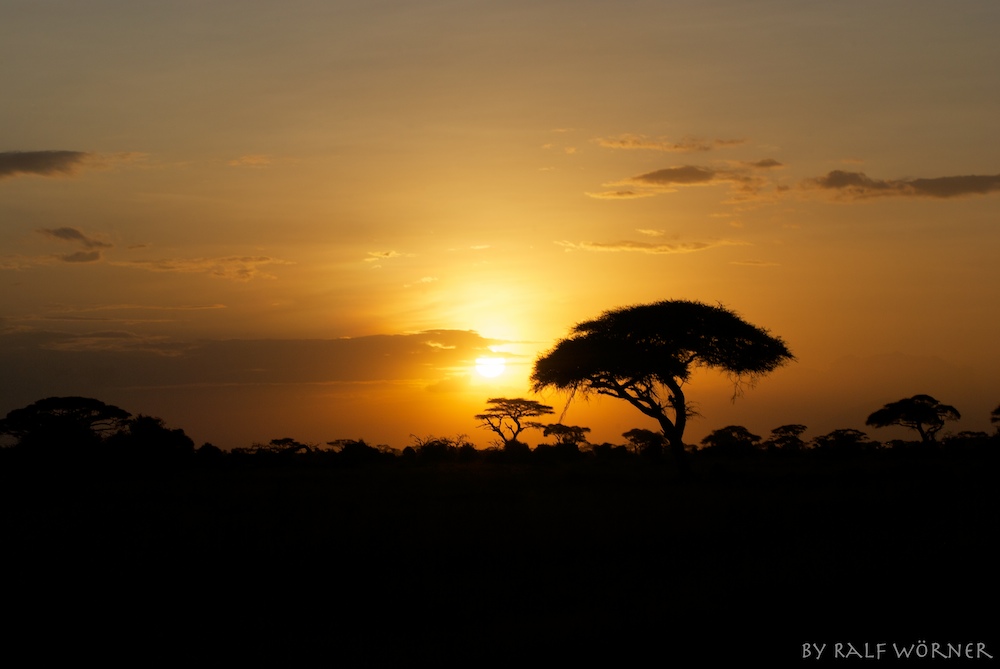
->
<box><xmin>659</xmin><ymin>419</ymin><xmax>690</xmax><ymax>477</ymax></box>
<box><xmin>661</xmin><ymin>379</ymin><xmax>691</xmax><ymax>477</ymax></box>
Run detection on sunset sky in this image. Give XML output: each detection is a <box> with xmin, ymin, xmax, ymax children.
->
<box><xmin>3</xmin><ymin>0</ymin><xmax>999</xmax><ymax>449</ymax></box>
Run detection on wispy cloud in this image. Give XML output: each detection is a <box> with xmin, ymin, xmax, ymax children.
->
<box><xmin>585</xmin><ymin>189</ymin><xmax>658</xmax><ymax>200</ymax></box>
<box><xmin>595</xmin><ymin>134</ymin><xmax>745</xmax><ymax>152</ymax></box>
<box><xmin>41</xmin><ymin>330</ymin><xmax>184</xmax><ymax>355</ymax></box>
<box><xmin>228</xmin><ymin>154</ymin><xmax>271</xmax><ymax>168</ymax></box>
<box><xmin>0</xmin><ymin>328</ymin><xmax>507</xmax><ymax>389</ymax></box>
<box><xmin>731</xmin><ymin>259</ymin><xmax>780</xmax><ymax>267</ymax></box>
<box><xmin>0</xmin><ymin>150</ymin><xmax>89</xmax><ymax>179</ymax></box>
<box><xmin>556</xmin><ymin>239</ymin><xmax>739</xmax><ymax>254</ymax></box>
<box><xmin>593</xmin><ymin>159</ymin><xmax>783</xmax><ymax>202</ymax></box>
<box><xmin>37</xmin><ymin>303</ymin><xmax>227</xmax><ymax>323</ymax></box>
<box><xmin>38</xmin><ymin>227</ymin><xmax>113</xmax><ymax>263</ymax></box>
<box><xmin>804</xmin><ymin>170</ymin><xmax>1000</xmax><ymax>199</ymax></box>
<box><xmin>633</xmin><ymin>165</ymin><xmax>721</xmax><ymax>186</ymax></box>
<box><xmin>365</xmin><ymin>250</ymin><xmax>405</xmax><ymax>262</ymax></box>
<box><xmin>404</xmin><ymin>276</ymin><xmax>439</xmax><ymax>288</ymax></box>
<box><xmin>60</xmin><ymin>251</ymin><xmax>103</xmax><ymax>263</ymax></box>
<box><xmin>39</xmin><ymin>227</ymin><xmax>112</xmax><ymax>249</ymax></box>
<box><xmin>743</xmin><ymin>158</ymin><xmax>784</xmax><ymax>169</ymax></box>
<box><xmin>113</xmin><ymin>256</ymin><xmax>291</xmax><ymax>281</ymax></box>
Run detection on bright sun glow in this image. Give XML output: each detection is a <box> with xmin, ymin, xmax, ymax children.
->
<box><xmin>475</xmin><ymin>357</ymin><xmax>506</xmax><ymax>378</ymax></box>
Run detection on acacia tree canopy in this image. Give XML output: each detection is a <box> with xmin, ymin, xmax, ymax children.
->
<box><xmin>531</xmin><ymin>300</ymin><xmax>794</xmax><ymax>469</ymax></box>
<box><xmin>474</xmin><ymin>397</ymin><xmax>554</xmax><ymax>446</ymax></box>
<box><xmin>865</xmin><ymin>394</ymin><xmax>961</xmax><ymax>442</ymax></box>
<box><xmin>0</xmin><ymin>396</ymin><xmax>131</xmax><ymax>449</ymax></box>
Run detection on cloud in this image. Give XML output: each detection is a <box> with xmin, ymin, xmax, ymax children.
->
<box><xmin>404</xmin><ymin>276</ymin><xmax>438</xmax><ymax>288</ymax></box>
<box><xmin>60</xmin><ymin>251</ymin><xmax>103</xmax><ymax>263</ymax></box>
<box><xmin>595</xmin><ymin>135</ymin><xmax>745</xmax><ymax>152</ymax></box>
<box><xmin>744</xmin><ymin>158</ymin><xmax>783</xmax><ymax>169</ymax></box>
<box><xmin>805</xmin><ymin>170</ymin><xmax>1000</xmax><ymax>199</ymax></box>
<box><xmin>228</xmin><ymin>154</ymin><xmax>271</xmax><ymax>167</ymax></box>
<box><xmin>39</xmin><ymin>227</ymin><xmax>112</xmax><ymax>249</ymax></box>
<box><xmin>636</xmin><ymin>229</ymin><xmax>665</xmax><ymax>237</ymax></box>
<box><xmin>365</xmin><ymin>250</ymin><xmax>405</xmax><ymax>262</ymax></box>
<box><xmin>556</xmin><ymin>239</ymin><xmax>738</xmax><ymax>254</ymax></box>
<box><xmin>30</xmin><ymin>303</ymin><xmax>227</xmax><ymax>325</ymax></box>
<box><xmin>597</xmin><ymin>160</ymin><xmax>783</xmax><ymax>202</ymax></box>
<box><xmin>37</xmin><ymin>226</ymin><xmax>113</xmax><ymax>263</ymax></box>
<box><xmin>585</xmin><ymin>189</ymin><xmax>657</xmax><ymax>200</ymax></box>
<box><xmin>0</xmin><ymin>328</ymin><xmax>507</xmax><ymax>397</ymax></box>
<box><xmin>633</xmin><ymin>165</ymin><xmax>720</xmax><ymax>186</ymax></box>
<box><xmin>0</xmin><ymin>150</ymin><xmax>89</xmax><ymax>179</ymax></box>
<box><xmin>113</xmin><ymin>256</ymin><xmax>291</xmax><ymax>281</ymax></box>
<box><xmin>731</xmin><ymin>259</ymin><xmax>780</xmax><ymax>267</ymax></box>
<box><xmin>40</xmin><ymin>330</ymin><xmax>183</xmax><ymax>355</ymax></box>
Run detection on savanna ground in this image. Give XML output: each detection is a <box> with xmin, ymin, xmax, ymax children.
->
<box><xmin>1</xmin><ymin>449</ymin><xmax>997</xmax><ymax>665</ymax></box>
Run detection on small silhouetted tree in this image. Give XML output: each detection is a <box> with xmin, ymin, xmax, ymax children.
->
<box><xmin>328</xmin><ymin>438</ymin><xmax>384</xmax><ymax>465</ymax></box>
<box><xmin>531</xmin><ymin>300</ymin><xmax>793</xmax><ymax>474</ymax></box>
<box><xmin>542</xmin><ymin>423</ymin><xmax>591</xmax><ymax>447</ymax></box>
<box><xmin>622</xmin><ymin>428</ymin><xmax>663</xmax><ymax>460</ymax></box>
<box><xmin>812</xmin><ymin>428</ymin><xmax>875</xmax><ymax>454</ymax></box>
<box><xmin>942</xmin><ymin>431</ymin><xmax>992</xmax><ymax>452</ymax></box>
<box><xmin>991</xmin><ymin>404</ymin><xmax>1000</xmax><ymax>432</ymax></box>
<box><xmin>764</xmin><ymin>424</ymin><xmax>808</xmax><ymax>452</ymax></box>
<box><xmin>865</xmin><ymin>394</ymin><xmax>960</xmax><ymax>443</ymax></box>
<box><xmin>475</xmin><ymin>397</ymin><xmax>554</xmax><ymax>447</ymax></box>
<box><xmin>700</xmin><ymin>425</ymin><xmax>762</xmax><ymax>457</ymax></box>
<box><xmin>535</xmin><ymin>423</ymin><xmax>590</xmax><ymax>462</ymax></box>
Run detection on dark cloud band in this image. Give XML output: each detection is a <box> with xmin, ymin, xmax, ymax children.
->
<box><xmin>0</xmin><ymin>151</ymin><xmax>88</xmax><ymax>178</ymax></box>
<box><xmin>808</xmin><ymin>170</ymin><xmax>1000</xmax><ymax>199</ymax></box>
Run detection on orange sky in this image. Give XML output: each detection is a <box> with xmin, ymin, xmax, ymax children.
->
<box><xmin>2</xmin><ymin>1</ymin><xmax>999</xmax><ymax>449</ymax></box>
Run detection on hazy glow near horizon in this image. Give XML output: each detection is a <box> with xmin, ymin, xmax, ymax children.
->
<box><xmin>2</xmin><ymin>1</ymin><xmax>999</xmax><ymax>449</ymax></box>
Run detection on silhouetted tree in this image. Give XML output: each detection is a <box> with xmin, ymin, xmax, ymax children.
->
<box><xmin>622</xmin><ymin>428</ymin><xmax>663</xmax><ymax>459</ymax></box>
<box><xmin>542</xmin><ymin>423</ymin><xmax>591</xmax><ymax>447</ymax></box>
<box><xmin>328</xmin><ymin>438</ymin><xmax>384</xmax><ymax>465</ymax></box>
<box><xmin>0</xmin><ymin>396</ymin><xmax>131</xmax><ymax>455</ymax></box>
<box><xmin>196</xmin><ymin>442</ymin><xmax>226</xmax><ymax>466</ymax></box>
<box><xmin>409</xmin><ymin>434</ymin><xmax>478</xmax><ymax>463</ymax></box>
<box><xmin>534</xmin><ymin>423</ymin><xmax>590</xmax><ymax>462</ymax></box>
<box><xmin>992</xmin><ymin>404</ymin><xmax>1000</xmax><ymax>432</ymax></box>
<box><xmin>812</xmin><ymin>428</ymin><xmax>875</xmax><ymax>454</ymax></box>
<box><xmin>699</xmin><ymin>425</ymin><xmax>762</xmax><ymax>457</ymax></box>
<box><xmin>531</xmin><ymin>300</ymin><xmax>793</xmax><ymax>473</ymax></box>
<box><xmin>475</xmin><ymin>397</ymin><xmax>554</xmax><ymax>447</ymax></box>
<box><xmin>865</xmin><ymin>394</ymin><xmax>960</xmax><ymax>443</ymax></box>
<box><xmin>942</xmin><ymin>431</ymin><xmax>992</xmax><ymax>452</ymax></box>
<box><xmin>764</xmin><ymin>424</ymin><xmax>808</xmax><ymax>452</ymax></box>
<box><xmin>107</xmin><ymin>414</ymin><xmax>195</xmax><ymax>466</ymax></box>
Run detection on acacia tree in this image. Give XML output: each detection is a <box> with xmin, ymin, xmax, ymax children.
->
<box><xmin>764</xmin><ymin>424</ymin><xmax>808</xmax><ymax>451</ymax></box>
<box><xmin>0</xmin><ymin>396</ymin><xmax>131</xmax><ymax>452</ymax></box>
<box><xmin>812</xmin><ymin>428</ymin><xmax>874</xmax><ymax>453</ymax></box>
<box><xmin>542</xmin><ymin>423</ymin><xmax>591</xmax><ymax>447</ymax></box>
<box><xmin>865</xmin><ymin>394</ymin><xmax>960</xmax><ymax>443</ymax></box>
<box><xmin>531</xmin><ymin>300</ymin><xmax>793</xmax><ymax>473</ymax></box>
<box><xmin>474</xmin><ymin>397</ymin><xmax>554</xmax><ymax>447</ymax></box>
<box><xmin>700</xmin><ymin>425</ymin><xmax>762</xmax><ymax>456</ymax></box>
<box><xmin>622</xmin><ymin>428</ymin><xmax>663</xmax><ymax>458</ymax></box>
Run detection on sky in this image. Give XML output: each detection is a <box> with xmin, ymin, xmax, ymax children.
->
<box><xmin>2</xmin><ymin>0</ymin><xmax>999</xmax><ymax>450</ymax></box>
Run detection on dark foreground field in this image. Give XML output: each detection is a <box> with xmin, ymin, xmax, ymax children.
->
<box><xmin>2</xmin><ymin>452</ymin><xmax>997</xmax><ymax>665</ymax></box>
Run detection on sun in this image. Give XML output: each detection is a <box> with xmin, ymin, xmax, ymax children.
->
<box><xmin>475</xmin><ymin>356</ymin><xmax>506</xmax><ymax>378</ymax></box>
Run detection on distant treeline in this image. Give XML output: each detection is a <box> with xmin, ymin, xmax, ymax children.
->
<box><xmin>1</xmin><ymin>395</ymin><xmax>998</xmax><ymax>472</ymax></box>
